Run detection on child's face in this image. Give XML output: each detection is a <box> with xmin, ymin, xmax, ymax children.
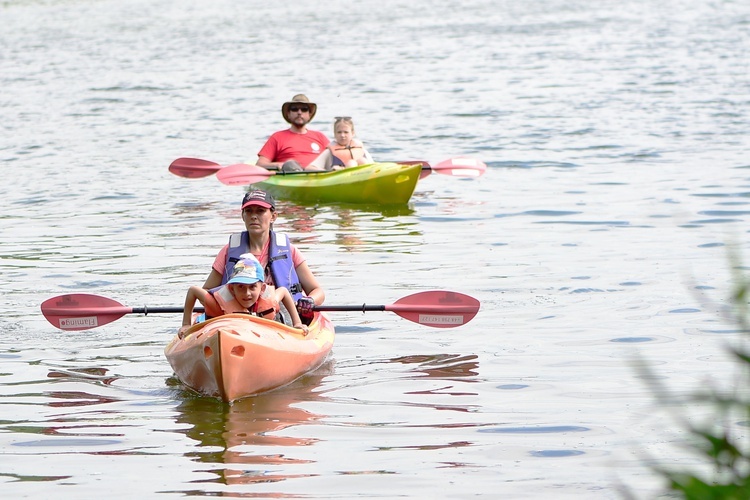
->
<box><xmin>230</xmin><ymin>282</ymin><xmax>263</xmax><ymax>308</ymax></box>
<box><xmin>334</xmin><ymin>123</ymin><xmax>354</xmax><ymax>146</ymax></box>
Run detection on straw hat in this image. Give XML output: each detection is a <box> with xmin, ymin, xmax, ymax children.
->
<box><xmin>281</xmin><ymin>94</ymin><xmax>317</xmax><ymax>124</ymax></box>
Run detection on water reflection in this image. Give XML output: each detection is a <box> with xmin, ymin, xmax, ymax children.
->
<box><xmin>278</xmin><ymin>203</ymin><xmax>422</xmax><ymax>252</ymax></box>
<box><xmin>172</xmin><ymin>363</ymin><xmax>332</xmax><ymax>486</ymax></box>
<box><xmin>277</xmin><ymin>199</ymin><xmax>416</xmax><ymax>218</ymax></box>
<box><xmin>47</xmin><ymin>366</ymin><xmax>119</xmax><ymax>386</ymax></box>
<box><xmin>390</xmin><ymin>353</ymin><xmax>479</xmax><ymax>382</ymax></box>
<box><xmin>388</xmin><ymin>353</ymin><xmax>481</xmax><ymax>412</ymax></box>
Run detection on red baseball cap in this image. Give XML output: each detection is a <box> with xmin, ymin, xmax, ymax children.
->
<box><xmin>241</xmin><ymin>190</ymin><xmax>275</xmax><ymax>210</ymax></box>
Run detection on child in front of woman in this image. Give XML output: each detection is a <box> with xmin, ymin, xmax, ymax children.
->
<box><xmin>179</xmin><ymin>255</ymin><xmax>309</xmax><ymax>338</ymax></box>
<box><xmin>308</xmin><ymin>116</ymin><xmax>374</xmax><ymax>170</ymax></box>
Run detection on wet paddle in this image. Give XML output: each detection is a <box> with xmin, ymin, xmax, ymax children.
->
<box><xmin>40</xmin><ymin>294</ymin><xmax>205</xmax><ymax>331</ymax></box>
<box><xmin>314</xmin><ymin>290</ymin><xmax>480</xmax><ymax>329</ymax></box>
<box><xmin>41</xmin><ymin>291</ymin><xmax>480</xmax><ymax>331</ymax></box>
<box><xmin>169</xmin><ymin>157</ymin><xmax>486</xmax><ymax>185</ymax></box>
<box><xmin>213</xmin><ymin>159</ymin><xmax>486</xmax><ymax>186</ymax></box>
<box><xmin>168</xmin><ymin>157</ymin><xmax>223</xmax><ymax>178</ymax></box>
<box><xmin>426</xmin><ymin>157</ymin><xmax>487</xmax><ymax>178</ymax></box>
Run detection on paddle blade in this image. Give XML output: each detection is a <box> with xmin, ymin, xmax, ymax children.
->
<box><xmin>387</xmin><ymin>290</ymin><xmax>480</xmax><ymax>328</ymax></box>
<box><xmin>216</xmin><ymin>163</ymin><xmax>275</xmax><ymax>186</ymax></box>
<box><xmin>169</xmin><ymin>157</ymin><xmax>222</xmax><ymax>178</ymax></box>
<box><xmin>431</xmin><ymin>158</ymin><xmax>487</xmax><ymax>177</ymax></box>
<box><xmin>41</xmin><ymin>294</ymin><xmax>131</xmax><ymax>331</ymax></box>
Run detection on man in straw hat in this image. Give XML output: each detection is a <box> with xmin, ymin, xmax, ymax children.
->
<box><xmin>256</xmin><ymin>94</ymin><xmax>330</xmax><ymax>172</ymax></box>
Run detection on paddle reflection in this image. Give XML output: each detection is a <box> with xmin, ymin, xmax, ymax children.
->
<box><xmin>172</xmin><ymin>361</ymin><xmax>332</xmax><ymax>485</ymax></box>
<box><xmin>390</xmin><ymin>353</ymin><xmax>480</xmax><ymax>381</ymax></box>
<box><xmin>47</xmin><ymin>366</ymin><xmax>118</xmax><ymax>386</ymax></box>
<box><xmin>389</xmin><ymin>353</ymin><xmax>481</xmax><ymax>411</ymax></box>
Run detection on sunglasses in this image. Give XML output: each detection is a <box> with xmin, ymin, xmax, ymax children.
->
<box><xmin>289</xmin><ymin>106</ymin><xmax>310</xmax><ymax>113</ymax></box>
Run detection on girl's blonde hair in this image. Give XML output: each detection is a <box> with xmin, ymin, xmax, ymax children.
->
<box><xmin>333</xmin><ymin>116</ymin><xmax>355</xmax><ymax>135</ymax></box>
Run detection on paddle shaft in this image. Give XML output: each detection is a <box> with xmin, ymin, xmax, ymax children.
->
<box><xmin>314</xmin><ymin>305</ymin><xmax>387</xmax><ymax>312</ymax></box>
<box><xmin>258</xmin><ymin>164</ymin><xmax>431</xmax><ymax>175</ymax></box>
<box><xmin>172</xmin><ymin>157</ymin><xmax>486</xmax><ymax>185</ymax></box>
<box><xmin>314</xmin><ymin>304</ymin><xmax>478</xmax><ymax>313</ymax></box>
<box><xmin>133</xmin><ymin>306</ymin><xmax>205</xmax><ymax>314</ymax></box>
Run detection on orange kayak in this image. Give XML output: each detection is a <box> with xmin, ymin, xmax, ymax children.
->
<box><xmin>164</xmin><ymin>312</ymin><xmax>335</xmax><ymax>402</ymax></box>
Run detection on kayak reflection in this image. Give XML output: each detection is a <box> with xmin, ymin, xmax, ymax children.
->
<box><xmin>171</xmin><ymin>360</ymin><xmax>333</xmax><ymax>485</ymax></box>
<box><xmin>278</xmin><ymin>203</ymin><xmax>420</xmax><ymax>252</ymax></box>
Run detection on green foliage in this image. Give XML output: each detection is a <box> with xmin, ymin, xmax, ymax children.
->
<box><xmin>646</xmin><ymin>250</ymin><xmax>750</xmax><ymax>498</ymax></box>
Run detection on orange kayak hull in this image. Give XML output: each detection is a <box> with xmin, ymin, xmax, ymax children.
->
<box><xmin>164</xmin><ymin>313</ymin><xmax>334</xmax><ymax>402</ymax></box>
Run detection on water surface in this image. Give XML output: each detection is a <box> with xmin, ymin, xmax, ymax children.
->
<box><xmin>1</xmin><ymin>0</ymin><xmax>749</xmax><ymax>498</ymax></box>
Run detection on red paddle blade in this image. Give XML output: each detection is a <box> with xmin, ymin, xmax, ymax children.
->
<box><xmin>41</xmin><ymin>294</ymin><xmax>131</xmax><ymax>331</ymax></box>
<box><xmin>216</xmin><ymin>163</ymin><xmax>274</xmax><ymax>186</ymax></box>
<box><xmin>431</xmin><ymin>158</ymin><xmax>487</xmax><ymax>177</ymax></box>
<box><xmin>169</xmin><ymin>157</ymin><xmax>222</xmax><ymax>178</ymax></box>
<box><xmin>387</xmin><ymin>290</ymin><xmax>480</xmax><ymax>328</ymax></box>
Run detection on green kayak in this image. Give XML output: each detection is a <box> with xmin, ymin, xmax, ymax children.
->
<box><xmin>250</xmin><ymin>162</ymin><xmax>422</xmax><ymax>205</ymax></box>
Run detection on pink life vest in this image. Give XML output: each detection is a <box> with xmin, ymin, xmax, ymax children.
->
<box><xmin>212</xmin><ymin>285</ymin><xmax>279</xmax><ymax>320</ymax></box>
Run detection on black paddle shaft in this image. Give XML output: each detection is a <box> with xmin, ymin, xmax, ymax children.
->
<box><xmin>131</xmin><ymin>306</ymin><xmax>205</xmax><ymax>315</ymax></box>
<box><xmin>313</xmin><ymin>305</ymin><xmax>387</xmax><ymax>313</ymax></box>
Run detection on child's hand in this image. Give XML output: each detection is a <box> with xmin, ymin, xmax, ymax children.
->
<box><xmin>293</xmin><ymin>322</ymin><xmax>309</xmax><ymax>336</ymax></box>
<box><xmin>178</xmin><ymin>325</ymin><xmax>190</xmax><ymax>339</ymax></box>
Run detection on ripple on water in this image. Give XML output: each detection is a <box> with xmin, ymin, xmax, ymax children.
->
<box><xmin>530</xmin><ymin>449</ymin><xmax>586</xmax><ymax>458</ymax></box>
<box><xmin>14</xmin><ymin>438</ymin><xmax>122</xmax><ymax>448</ymax></box>
<box><xmin>610</xmin><ymin>337</ymin><xmax>656</xmax><ymax>343</ymax></box>
<box><xmin>479</xmin><ymin>425</ymin><xmax>591</xmax><ymax>434</ymax></box>
<box><xmin>560</xmin><ymin>336</ymin><xmax>675</xmax><ymax>347</ymax></box>
<box><xmin>684</xmin><ymin>327</ymin><xmax>749</xmax><ymax>336</ymax></box>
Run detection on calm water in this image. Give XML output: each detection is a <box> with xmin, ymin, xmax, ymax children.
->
<box><xmin>2</xmin><ymin>0</ymin><xmax>749</xmax><ymax>497</ymax></box>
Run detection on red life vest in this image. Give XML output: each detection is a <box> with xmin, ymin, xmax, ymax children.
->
<box><xmin>329</xmin><ymin>139</ymin><xmax>365</xmax><ymax>167</ymax></box>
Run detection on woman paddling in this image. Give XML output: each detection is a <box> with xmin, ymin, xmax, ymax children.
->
<box><xmin>202</xmin><ymin>189</ymin><xmax>324</xmax><ymax>323</ymax></box>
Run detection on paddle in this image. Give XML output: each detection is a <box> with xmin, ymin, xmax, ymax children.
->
<box><xmin>169</xmin><ymin>157</ymin><xmax>487</xmax><ymax>185</ymax></box>
<box><xmin>40</xmin><ymin>294</ymin><xmax>206</xmax><ymax>331</ymax></box>
<box><xmin>168</xmin><ymin>157</ymin><xmax>222</xmax><ymax>178</ymax></box>
<box><xmin>426</xmin><ymin>157</ymin><xmax>487</xmax><ymax>178</ymax></box>
<box><xmin>41</xmin><ymin>290</ymin><xmax>480</xmax><ymax>331</ymax></box>
<box><xmin>213</xmin><ymin>158</ymin><xmax>486</xmax><ymax>186</ymax></box>
<box><xmin>314</xmin><ymin>290</ymin><xmax>480</xmax><ymax>329</ymax></box>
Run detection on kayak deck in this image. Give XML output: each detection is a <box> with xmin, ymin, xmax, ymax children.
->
<box><xmin>251</xmin><ymin>162</ymin><xmax>422</xmax><ymax>205</ymax></box>
<box><xmin>164</xmin><ymin>313</ymin><xmax>335</xmax><ymax>402</ymax></box>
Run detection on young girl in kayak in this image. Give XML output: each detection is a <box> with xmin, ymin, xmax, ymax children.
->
<box><xmin>180</xmin><ymin>255</ymin><xmax>309</xmax><ymax>338</ymax></box>
<box><xmin>307</xmin><ymin>117</ymin><xmax>373</xmax><ymax>171</ymax></box>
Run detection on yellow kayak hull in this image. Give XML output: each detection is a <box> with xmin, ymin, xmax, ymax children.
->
<box><xmin>252</xmin><ymin>162</ymin><xmax>422</xmax><ymax>205</ymax></box>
